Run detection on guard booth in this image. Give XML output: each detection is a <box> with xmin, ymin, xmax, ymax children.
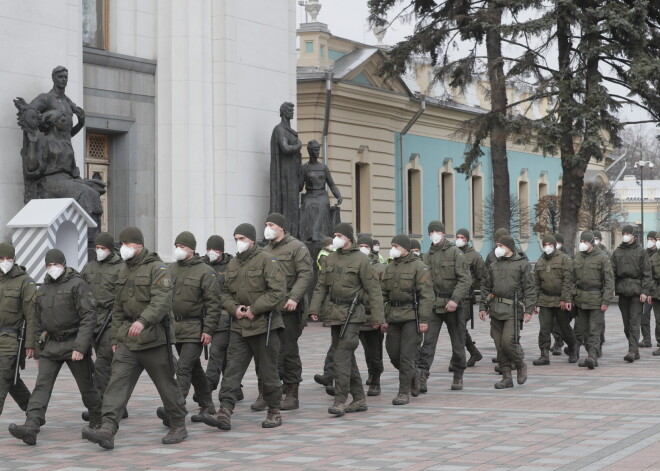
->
<box><xmin>7</xmin><ymin>198</ymin><xmax>97</xmax><ymax>283</ymax></box>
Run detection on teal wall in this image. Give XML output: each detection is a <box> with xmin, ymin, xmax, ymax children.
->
<box><xmin>394</xmin><ymin>132</ymin><xmax>563</xmax><ymax>260</ymax></box>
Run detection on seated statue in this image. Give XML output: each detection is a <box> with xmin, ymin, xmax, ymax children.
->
<box><xmin>298</xmin><ymin>140</ymin><xmax>342</xmax><ymax>243</ymax></box>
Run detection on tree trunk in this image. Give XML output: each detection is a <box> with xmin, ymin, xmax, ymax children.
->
<box><xmin>486</xmin><ymin>1</ymin><xmax>510</xmax><ymax>233</ymax></box>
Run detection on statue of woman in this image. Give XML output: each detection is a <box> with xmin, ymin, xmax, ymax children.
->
<box><xmin>298</xmin><ymin>140</ymin><xmax>342</xmax><ymax>243</ymax></box>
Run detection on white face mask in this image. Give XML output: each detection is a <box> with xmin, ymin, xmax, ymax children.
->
<box><xmin>430</xmin><ymin>232</ymin><xmax>443</xmax><ymax>245</ymax></box>
<box><xmin>579</xmin><ymin>242</ymin><xmax>589</xmax><ymax>252</ymax></box>
<box><xmin>412</xmin><ymin>250</ymin><xmax>421</xmax><ymax>257</ymax></box>
<box><xmin>543</xmin><ymin>245</ymin><xmax>555</xmax><ymax>256</ymax></box>
<box><xmin>47</xmin><ymin>265</ymin><xmax>64</xmax><ymax>280</ymax></box>
<box><xmin>236</xmin><ymin>240</ymin><xmax>251</xmax><ymax>254</ymax></box>
<box><xmin>0</xmin><ymin>260</ymin><xmax>14</xmax><ymax>274</ymax></box>
<box><xmin>325</xmin><ymin>245</ymin><xmax>334</xmax><ymax>252</ymax></box>
<box><xmin>623</xmin><ymin>234</ymin><xmax>633</xmax><ymax>244</ymax></box>
<box><xmin>333</xmin><ymin>236</ymin><xmax>346</xmax><ymax>249</ymax></box>
<box><xmin>556</xmin><ymin>243</ymin><xmax>563</xmax><ymax>249</ymax></box>
<box><xmin>656</xmin><ymin>240</ymin><xmax>660</xmax><ymax>250</ymax></box>
<box><xmin>494</xmin><ymin>246</ymin><xmax>506</xmax><ymax>258</ymax></box>
<box><xmin>96</xmin><ymin>248</ymin><xmax>110</xmax><ymax>262</ymax></box>
<box><xmin>264</xmin><ymin>226</ymin><xmax>277</xmax><ymax>240</ymax></box>
<box><xmin>120</xmin><ymin>245</ymin><xmax>136</xmax><ymax>260</ymax></box>
<box><xmin>648</xmin><ymin>240</ymin><xmax>656</xmax><ymax>249</ymax></box>
<box><xmin>390</xmin><ymin>247</ymin><xmax>402</xmax><ymax>259</ymax></box>
<box><xmin>174</xmin><ymin>247</ymin><xmax>188</xmax><ymax>261</ymax></box>
<box><xmin>373</xmin><ymin>245</ymin><xmax>380</xmax><ymax>253</ymax></box>
<box><xmin>455</xmin><ymin>239</ymin><xmax>466</xmax><ymax>248</ymax></box>
<box><xmin>207</xmin><ymin>250</ymin><xmax>220</xmax><ymax>262</ymax></box>
<box><xmin>359</xmin><ymin>247</ymin><xmax>370</xmax><ymax>256</ymax></box>
<box><xmin>594</xmin><ymin>239</ymin><xmax>601</xmax><ymax>245</ymax></box>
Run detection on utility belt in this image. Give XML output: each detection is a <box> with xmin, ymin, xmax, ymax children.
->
<box><xmin>434</xmin><ymin>291</ymin><xmax>453</xmax><ymax>298</ymax></box>
<box><xmin>330</xmin><ymin>297</ymin><xmax>360</xmax><ymax>307</ymax></box>
<box><xmin>0</xmin><ymin>326</ymin><xmax>18</xmax><ymax>335</ymax></box>
<box><xmin>494</xmin><ymin>297</ymin><xmax>514</xmax><ymax>305</ymax></box>
<box><xmin>389</xmin><ymin>301</ymin><xmax>414</xmax><ymax>308</ymax></box>
<box><xmin>173</xmin><ymin>314</ymin><xmax>202</xmax><ymax>322</ymax></box>
<box><xmin>578</xmin><ymin>287</ymin><xmax>602</xmax><ymax>292</ymax></box>
<box><xmin>50</xmin><ymin>333</ymin><xmax>77</xmax><ymax>342</ymax></box>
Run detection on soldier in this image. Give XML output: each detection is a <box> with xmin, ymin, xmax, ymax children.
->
<box><xmin>372</xmin><ymin>239</ymin><xmax>385</xmax><ymax>264</ymax></box>
<box><xmin>157</xmin><ymin>231</ymin><xmax>221</xmax><ymax>425</ymax></box>
<box><xmin>485</xmin><ymin>228</ymin><xmax>512</xmax><ymax>268</ymax></box>
<box><xmin>308</xmin><ymin>223</ymin><xmax>384</xmax><ymax>417</ymax></box>
<box><xmin>314</xmin><ymin>237</ymin><xmax>336</xmax><ymax>392</ymax></box>
<box><xmin>454</xmin><ymin>228</ymin><xmax>485</xmax><ymax>367</ymax></box>
<box><xmin>641</xmin><ymin>231</ymin><xmax>657</xmax><ymax>347</ymax></box>
<box><xmin>381</xmin><ymin>235</ymin><xmax>432</xmax><ymax>405</ymax></box>
<box><xmin>533</xmin><ymin>235</ymin><xmax>577</xmax><ymax>366</ymax></box>
<box><xmin>410</xmin><ymin>239</ymin><xmax>422</xmax><ymax>257</ymax></box>
<box><xmin>593</xmin><ymin>230</ymin><xmax>610</xmax><ymax>349</ymax></box>
<box><xmin>80</xmin><ymin>232</ymin><xmax>126</xmax><ymax>422</ymax></box>
<box><xmin>200</xmin><ymin>223</ymin><xmax>286</xmax><ymax>430</ymax></box>
<box><xmin>10</xmin><ymin>249</ymin><xmax>101</xmax><ymax>445</ymax></box>
<box><xmin>83</xmin><ymin>227</ymin><xmax>188</xmax><ymax>449</ymax></box>
<box><xmin>260</xmin><ymin>213</ymin><xmax>313</xmax><ymax>411</ymax></box>
<box><xmin>0</xmin><ymin>243</ymin><xmax>36</xmax><ymax>420</ymax></box>
<box><xmin>549</xmin><ymin>232</ymin><xmax>570</xmax><ymax>355</ymax></box>
<box><xmin>611</xmin><ymin>225</ymin><xmax>652</xmax><ymax>363</ymax></box>
<box><xmin>417</xmin><ymin>221</ymin><xmax>471</xmax><ymax>392</ymax></box>
<box><xmin>651</xmin><ymin>237</ymin><xmax>660</xmax><ymax>355</ymax></box>
<box><xmin>573</xmin><ymin>232</ymin><xmax>614</xmax><ymax>368</ymax></box>
<box><xmin>479</xmin><ymin>235</ymin><xmax>535</xmax><ymax>389</ymax></box>
<box><xmin>357</xmin><ymin>235</ymin><xmax>385</xmax><ymax>396</ymax></box>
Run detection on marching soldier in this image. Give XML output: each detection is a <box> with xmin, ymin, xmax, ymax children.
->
<box><xmin>261</xmin><ymin>213</ymin><xmax>314</xmax><ymax>411</ymax></box>
<box><xmin>80</xmin><ymin>232</ymin><xmax>126</xmax><ymax>422</ymax></box>
<box><xmin>611</xmin><ymin>225</ymin><xmax>652</xmax><ymax>363</ymax></box>
<box><xmin>593</xmin><ymin>230</ymin><xmax>610</xmax><ymax>348</ymax></box>
<box><xmin>0</xmin><ymin>243</ymin><xmax>36</xmax><ymax>419</ymax></box>
<box><xmin>83</xmin><ymin>227</ymin><xmax>188</xmax><ymax>449</ymax></box>
<box><xmin>200</xmin><ymin>223</ymin><xmax>286</xmax><ymax>430</ymax></box>
<box><xmin>371</xmin><ymin>239</ymin><xmax>385</xmax><ymax>264</ymax></box>
<box><xmin>308</xmin><ymin>223</ymin><xmax>384</xmax><ymax>417</ymax></box>
<box><xmin>417</xmin><ymin>221</ymin><xmax>471</xmax><ymax>392</ymax></box>
<box><xmin>313</xmin><ymin>237</ymin><xmax>337</xmax><ymax>394</ymax></box>
<box><xmin>158</xmin><ymin>231</ymin><xmax>221</xmax><ymax>425</ymax></box>
<box><xmin>641</xmin><ymin>231</ymin><xmax>657</xmax><ymax>347</ymax></box>
<box><xmin>381</xmin><ymin>235</ymin><xmax>432</xmax><ymax>405</ymax></box>
<box><xmin>10</xmin><ymin>249</ymin><xmax>101</xmax><ymax>445</ymax></box>
<box><xmin>573</xmin><ymin>232</ymin><xmax>614</xmax><ymax>368</ymax></box>
<box><xmin>479</xmin><ymin>235</ymin><xmax>535</xmax><ymax>389</ymax></box>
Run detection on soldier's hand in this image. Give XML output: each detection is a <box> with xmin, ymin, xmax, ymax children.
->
<box><xmin>648</xmin><ymin>296</ymin><xmax>653</xmax><ymax>305</ymax></box>
<box><xmin>25</xmin><ymin>348</ymin><xmax>34</xmax><ymax>359</ymax></box>
<box><xmin>445</xmin><ymin>300</ymin><xmax>458</xmax><ymax>312</ymax></box>
<box><xmin>372</xmin><ymin>323</ymin><xmax>380</xmax><ymax>330</ymax></box>
<box><xmin>559</xmin><ymin>301</ymin><xmax>568</xmax><ymax>311</ymax></box>
<box><xmin>244</xmin><ymin>307</ymin><xmax>255</xmax><ymax>321</ymax></box>
<box><xmin>310</xmin><ymin>314</ymin><xmax>319</xmax><ymax>322</ymax></box>
<box><xmin>128</xmin><ymin>320</ymin><xmax>145</xmax><ymax>337</ymax></box>
<box><xmin>200</xmin><ymin>333</ymin><xmax>212</xmax><ymax>346</ymax></box>
<box><xmin>419</xmin><ymin>323</ymin><xmax>428</xmax><ymax>334</ymax></box>
<box><xmin>479</xmin><ymin>310</ymin><xmax>488</xmax><ymax>321</ymax></box>
<box><xmin>523</xmin><ymin>313</ymin><xmax>532</xmax><ymax>323</ymax></box>
<box><xmin>380</xmin><ymin>323</ymin><xmax>388</xmax><ymax>333</ymax></box>
<box><xmin>71</xmin><ymin>350</ymin><xmax>84</xmax><ymax>361</ymax></box>
<box><xmin>565</xmin><ymin>302</ymin><xmax>572</xmax><ymax>311</ymax></box>
<box><xmin>112</xmin><ymin>345</ymin><xmax>118</xmax><ymax>353</ymax></box>
<box><xmin>640</xmin><ymin>294</ymin><xmax>648</xmax><ymax>303</ymax></box>
<box><xmin>600</xmin><ymin>304</ymin><xmax>608</xmax><ymax>312</ymax></box>
<box><xmin>283</xmin><ymin>299</ymin><xmax>298</xmax><ymax>311</ymax></box>
<box><xmin>533</xmin><ymin>306</ymin><xmax>539</xmax><ymax>314</ymax></box>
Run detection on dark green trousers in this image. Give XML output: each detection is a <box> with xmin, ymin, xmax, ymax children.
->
<box><xmin>93</xmin><ymin>328</ymin><xmax>113</xmax><ymax>398</ymax></box>
<box><xmin>278</xmin><ymin>312</ymin><xmax>303</xmax><ymax>384</ymax></box>
<box><xmin>26</xmin><ymin>356</ymin><xmax>101</xmax><ymax>428</ymax></box>
<box><xmin>0</xmin><ymin>355</ymin><xmax>31</xmax><ymax>414</ymax></box>
<box><xmin>490</xmin><ymin>318</ymin><xmax>524</xmax><ymax>372</ymax></box>
<box><xmin>385</xmin><ymin>320</ymin><xmax>420</xmax><ymax>394</ymax></box>
<box><xmin>218</xmin><ymin>331</ymin><xmax>282</xmax><ymax>412</ymax></box>
<box><xmin>206</xmin><ymin>330</ymin><xmax>230</xmax><ymax>390</ymax></box>
<box><xmin>322</xmin><ymin>341</ymin><xmax>336</xmax><ymax>380</ymax></box>
<box><xmin>619</xmin><ymin>295</ymin><xmax>642</xmax><ymax>352</ymax></box>
<box><xmin>331</xmin><ymin>323</ymin><xmax>365</xmax><ymax>404</ymax></box>
<box><xmin>538</xmin><ymin>307</ymin><xmax>576</xmax><ymax>351</ymax></box>
<box><xmin>417</xmin><ymin>309</ymin><xmax>467</xmax><ymax>377</ymax></box>
<box><xmin>575</xmin><ymin>308</ymin><xmax>604</xmax><ymax>357</ymax></box>
<box><xmin>175</xmin><ymin>342</ymin><xmax>212</xmax><ymax>406</ymax></box>
<box><xmin>100</xmin><ymin>344</ymin><xmax>187</xmax><ymax>433</ymax></box>
<box><xmin>359</xmin><ymin>328</ymin><xmax>384</xmax><ymax>378</ymax></box>
<box><xmin>463</xmin><ymin>300</ymin><xmax>477</xmax><ymax>347</ymax></box>
<box><xmin>641</xmin><ymin>301</ymin><xmax>660</xmax><ymax>344</ymax></box>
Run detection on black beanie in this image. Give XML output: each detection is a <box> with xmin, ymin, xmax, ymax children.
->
<box><xmin>494</xmin><ymin>227</ymin><xmax>509</xmax><ymax>242</ymax></box>
<box><xmin>333</xmin><ymin>223</ymin><xmax>354</xmax><ymax>242</ymax></box>
<box><xmin>499</xmin><ymin>235</ymin><xmax>516</xmax><ymax>253</ymax></box>
<box><xmin>207</xmin><ymin>235</ymin><xmax>225</xmax><ymax>252</ymax></box>
<box><xmin>45</xmin><ymin>249</ymin><xmax>66</xmax><ymax>265</ymax></box>
<box><xmin>373</xmin><ymin>239</ymin><xmax>380</xmax><ymax>246</ymax></box>
<box><xmin>580</xmin><ymin>231</ymin><xmax>595</xmax><ymax>243</ymax></box>
<box><xmin>0</xmin><ymin>243</ymin><xmax>15</xmax><ymax>259</ymax></box>
<box><xmin>428</xmin><ymin>220</ymin><xmax>445</xmax><ymax>233</ymax></box>
<box><xmin>554</xmin><ymin>233</ymin><xmax>564</xmax><ymax>244</ymax></box>
<box><xmin>456</xmin><ymin>228</ymin><xmax>470</xmax><ymax>241</ymax></box>
<box><xmin>175</xmin><ymin>231</ymin><xmax>197</xmax><ymax>250</ymax></box>
<box><xmin>593</xmin><ymin>230</ymin><xmax>603</xmax><ymax>239</ymax></box>
<box><xmin>391</xmin><ymin>234</ymin><xmax>411</xmax><ymax>251</ymax></box>
<box><xmin>410</xmin><ymin>239</ymin><xmax>421</xmax><ymax>251</ymax></box>
<box><xmin>234</xmin><ymin>223</ymin><xmax>257</xmax><ymax>242</ymax></box>
<box><xmin>119</xmin><ymin>227</ymin><xmax>144</xmax><ymax>245</ymax></box>
<box><xmin>542</xmin><ymin>234</ymin><xmax>556</xmax><ymax>246</ymax></box>
<box><xmin>648</xmin><ymin>231</ymin><xmax>657</xmax><ymax>240</ymax></box>
<box><xmin>357</xmin><ymin>234</ymin><xmax>373</xmax><ymax>248</ymax></box>
<box><xmin>95</xmin><ymin>232</ymin><xmax>115</xmax><ymax>251</ymax></box>
<box><xmin>622</xmin><ymin>225</ymin><xmax>635</xmax><ymax>235</ymax></box>
<box><xmin>265</xmin><ymin>212</ymin><xmax>288</xmax><ymax>231</ymax></box>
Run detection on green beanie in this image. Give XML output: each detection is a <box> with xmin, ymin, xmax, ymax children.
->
<box><xmin>580</xmin><ymin>231</ymin><xmax>595</xmax><ymax>243</ymax></box>
<box><xmin>333</xmin><ymin>223</ymin><xmax>355</xmax><ymax>242</ymax></box>
<box><xmin>499</xmin><ymin>235</ymin><xmax>516</xmax><ymax>253</ymax></box>
<box><xmin>175</xmin><ymin>231</ymin><xmax>197</xmax><ymax>250</ymax></box>
<box><xmin>207</xmin><ymin>235</ymin><xmax>224</xmax><ymax>252</ymax></box>
<box><xmin>373</xmin><ymin>239</ymin><xmax>380</xmax><ymax>246</ymax></box>
<box><xmin>391</xmin><ymin>234</ymin><xmax>411</xmax><ymax>251</ymax></box>
<box><xmin>648</xmin><ymin>231</ymin><xmax>657</xmax><ymax>240</ymax></box>
<box><xmin>357</xmin><ymin>234</ymin><xmax>373</xmax><ymax>248</ymax></box>
<box><xmin>593</xmin><ymin>230</ymin><xmax>603</xmax><ymax>239</ymax></box>
<box><xmin>234</xmin><ymin>223</ymin><xmax>257</xmax><ymax>242</ymax></box>
<box><xmin>456</xmin><ymin>228</ymin><xmax>470</xmax><ymax>241</ymax></box>
<box><xmin>553</xmin><ymin>233</ymin><xmax>564</xmax><ymax>244</ymax></box>
<box><xmin>0</xmin><ymin>243</ymin><xmax>15</xmax><ymax>259</ymax></box>
<box><xmin>428</xmin><ymin>220</ymin><xmax>445</xmax><ymax>233</ymax></box>
<box><xmin>410</xmin><ymin>239</ymin><xmax>421</xmax><ymax>251</ymax></box>
<box><xmin>95</xmin><ymin>232</ymin><xmax>115</xmax><ymax>251</ymax></box>
<box><xmin>622</xmin><ymin>225</ymin><xmax>635</xmax><ymax>235</ymax></box>
<box><xmin>45</xmin><ymin>248</ymin><xmax>66</xmax><ymax>265</ymax></box>
<box><xmin>119</xmin><ymin>227</ymin><xmax>144</xmax><ymax>245</ymax></box>
<box><xmin>542</xmin><ymin>234</ymin><xmax>556</xmax><ymax>246</ymax></box>
<box><xmin>265</xmin><ymin>212</ymin><xmax>288</xmax><ymax>231</ymax></box>
<box><xmin>494</xmin><ymin>228</ymin><xmax>509</xmax><ymax>242</ymax></box>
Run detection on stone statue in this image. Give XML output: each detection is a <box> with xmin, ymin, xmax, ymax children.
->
<box><xmin>14</xmin><ymin>66</ymin><xmax>104</xmax><ymax>242</ymax></box>
<box><xmin>270</xmin><ymin>102</ymin><xmax>303</xmax><ymax>238</ymax></box>
<box><xmin>298</xmin><ymin>140</ymin><xmax>342</xmax><ymax>243</ymax></box>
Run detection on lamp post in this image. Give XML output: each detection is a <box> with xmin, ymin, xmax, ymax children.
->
<box><xmin>634</xmin><ymin>160</ymin><xmax>654</xmax><ymax>238</ymax></box>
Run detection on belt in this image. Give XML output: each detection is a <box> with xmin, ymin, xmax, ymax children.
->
<box><xmin>173</xmin><ymin>315</ymin><xmax>201</xmax><ymax>322</ymax></box>
<box><xmin>0</xmin><ymin>327</ymin><xmax>18</xmax><ymax>335</ymax></box>
<box><xmin>434</xmin><ymin>291</ymin><xmax>453</xmax><ymax>298</ymax></box>
<box><xmin>578</xmin><ymin>287</ymin><xmax>602</xmax><ymax>292</ymax></box>
<box><xmin>541</xmin><ymin>289</ymin><xmax>562</xmax><ymax>296</ymax></box>
<box><xmin>51</xmin><ymin>334</ymin><xmax>77</xmax><ymax>342</ymax></box>
<box><xmin>330</xmin><ymin>297</ymin><xmax>359</xmax><ymax>307</ymax></box>
<box><xmin>390</xmin><ymin>301</ymin><xmax>414</xmax><ymax>308</ymax></box>
<box><xmin>495</xmin><ymin>297</ymin><xmax>514</xmax><ymax>305</ymax></box>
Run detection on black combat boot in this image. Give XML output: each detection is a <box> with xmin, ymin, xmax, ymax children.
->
<box><xmin>624</xmin><ymin>351</ymin><xmax>636</xmax><ymax>363</ymax></box>
<box><xmin>533</xmin><ymin>349</ymin><xmax>550</xmax><ymax>366</ymax></box>
<box><xmin>367</xmin><ymin>376</ymin><xmax>381</xmax><ymax>396</ymax></box>
<box><xmin>8</xmin><ymin>423</ymin><xmax>39</xmax><ymax>445</ymax></box>
<box><xmin>314</xmin><ymin>373</ymin><xmax>332</xmax><ymax>387</ymax></box>
<box><xmin>494</xmin><ymin>370</ymin><xmax>514</xmax><ymax>389</ymax></box>
<box><xmin>466</xmin><ymin>343</ymin><xmax>483</xmax><ymax>367</ymax></box>
<box><xmin>162</xmin><ymin>426</ymin><xmax>188</xmax><ymax>444</ymax></box>
<box><xmin>325</xmin><ymin>382</ymin><xmax>335</xmax><ymax>396</ymax></box>
<box><xmin>366</xmin><ymin>375</ymin><xmax>373</xmax><ymax>386</ymax></box>
<box><xmin>653</xmin><ymin>347</ymin><xmax>660</xmax><ymax>356</ymax></box>
<box><xmin>156</xmin><ymin>406</ymin><xmax>171</xmax><ymax>427</ymax></box>
<box><xmin>567</xmin><ymin>346</ymin><xmax>579</xmax><ymax>363</ymax></box>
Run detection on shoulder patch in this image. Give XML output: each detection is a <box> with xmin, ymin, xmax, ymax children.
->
<box><xmin>159</xmin><ymin>265</ymin><xmax>167</xmax><ymax>270</ymax></box>
<box><xmin>271</xmin><ymin>258</ymin><xmax>277</xmax><ymax>262</ymax></box>
<box><xmin>157</xmin><ymin>275</ymin><xmax>172</xmax><ymax>289</ymax></box>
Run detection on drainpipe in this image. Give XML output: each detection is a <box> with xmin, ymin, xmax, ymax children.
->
<box><xmin>400</xmin><ymin>96</ymin><xmax>426</xmax><ymax>234</ymax></box>
<box><xmin>322</xmin><ymin>72</ymin><xmax>334</xmax><ymax>165</ymax></box>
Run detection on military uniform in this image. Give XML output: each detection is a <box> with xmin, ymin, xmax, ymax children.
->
<box><xmin>417</xmin><ymin>238</ymin><xmax>471</xmax><ymax>389</ymax></box>
<box><xmin>314</xmin><ymin>244</ymin><xmax>336</xmax><ymax>389</ymax></box>
<box><xmin>458</xmin><ymin>241</ymin><xmax>485</xmax><ymax>366</ymax></box>
<box><xmin>359</xmin><ymin>252</ymin><xmax>386</xmax><ymax>395</ymax></box>
<box><xmin>309</xmin><ymin>237</ymin><xmax>385</xmax><ymax>416</ymax></box>
<box><xmin>572</xmin><ymin>243</ymin><xmax>614</xmax><ymax>367</ymax></box>
<box><xmin>0</xmin><ymin>263</ymin><xmax>36</xmax><ymax>416</ymax></box>
<box><xmin>382</xmin><ymin>251</ymin><xmax>433</xmax><ymax>404</ymax></box>
<box><xmin>641</xmin><ymin>236</ymin><xmax>657</xmax><ymax>346</ymax></box>
<box><xmin>611</xmin><ymin>238</ymin><xmax>652</xmax><ymax>360</ymax></box>
<box><xmin>650</xmin><ymin>250</ymin><xmax>660</xmax><ymax>355</ymax></box>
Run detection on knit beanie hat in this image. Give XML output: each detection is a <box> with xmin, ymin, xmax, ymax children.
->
<box><xmin>428</xmin><ymin>220</ymin><xmax>445</xmax><ymax>233</ymax></box>
<box><xmin>45</xmin><ymin>248</ymin><xmax>66</xmax><ymax>265</ymax></box>
<box><xmin>499</xmin><ymin>235</ymin><xmax>516</xmax><ymax>253</ymax></box>
<box><xmin>391</xmin><ymin>234</ymin><xmax>411</xmax><ymax>251</ymax></box>
<box><xmin>410</xmin><ymin>239</ymin><xmax>421</xmax><ymax>251</ymax></box>
<box><xmin>265</xmin><ymin>212</ymin><xmax>288</xmax><ymax>231</ymax></box>
<box><xmin>333</xmin><ymin>223</ymin><xmax>355</xmax><ymax>242</ymax></box>
<box><xmin>207</xmin><ymin>235</ymin><xmax>225</xmax><ymax>252</ymax></box>
<box><xmin>593</xmin><ymin>230</ymin><xmax>603</xmax><ymax>240</ymax></box>
<box><xmin>648</xmin><ymin>231</ymin><xmax>657</xmax><ymax>240</ymax></box>
<box><xmin>554</xmin><ymin>233</ymin><xmax>564</xmax><ymax>244</ymax></box>
<box><xmin>373</xmin><ymin>239</ymin><xmax>380</xmax><ymax>246</ymax></box>
<box><xmin>119</xmin><ymin>227</ymin><xmax>144</xmax><ymax>245</ymax></box>
<box><xmin>95</xmin><ymin>232</ymin><xmax>115</xmax><ymax>251</ymax></box>
<box><xmin>0</xmin><ymin>243</ymin><xmax>15</xmax><ymax>259</ymax></box>
<box><xmin>234</xmin><ymin>223</ymin><xmax>257</xmax><ymax>242</ymax></box>
<box><xmin>494</xmin><ymin>228</ymin><xmax>509</xmax><ymax>242</ymax></box>
<box><xmin>542</xmin><ymin>235</ymin><xmax>556</xmax><ymax>246</ymax></box>
<box><xmin>580</xmin><ymin>231</ymin><xmax>595</xmax><ymax>244</ymax></box>
<box><xmin>175</xmin><ymin>231</ymin><xmax>196</xmax><ymax>250</ymax></box>
<box><xmin>357</xmin><ymin>234</ymin><xmax>373</xmax><ymax>248</ymax></box>
<box><xmin>622</xmin><ymin>225</ymin><xmax>635</xmax><ymax>235</ymax></box>
<box><xmin>456</xmin><ymin>228</ymin><xmax>470</xmax><ymax>241</ymax></box>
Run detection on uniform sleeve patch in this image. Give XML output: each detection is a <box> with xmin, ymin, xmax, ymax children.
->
<box><xmin>157</xmin><ymin>275</ymin><xmax>172</xmax><ymax>289</ymax></box>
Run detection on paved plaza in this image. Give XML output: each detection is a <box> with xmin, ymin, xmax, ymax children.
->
<box><xmin>1</xmin><ymin>306</ymin><xmax>659</xmax><ymax>470</ymax></box>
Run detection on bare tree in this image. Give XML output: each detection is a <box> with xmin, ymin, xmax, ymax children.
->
<box><xmin>579</xmin><ymin>182</ymin><xmax>621</xmax><ymax>231</ymax></box>
<box><xmin>482</xmin><ymin>193</ymin><xmax>530</xmax><ymax>247</ymax></box>
<box><xmin>534</xmin><ymin>195</ymin><xmax>561</xmax><ymax>235</ymax></box>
